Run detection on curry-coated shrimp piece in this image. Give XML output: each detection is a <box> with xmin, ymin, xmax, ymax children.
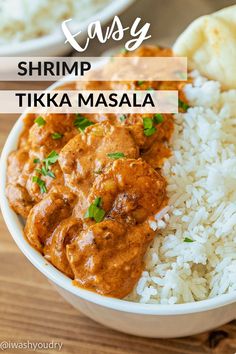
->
<box><xmin>59</xmin><ymin>121</ymin><xmax>139</xmax><ymax>203</ymax></box>
<box><xmin>87</xmin><ymin>158</ymin><xmax>166</xmax><ymax>225</ymax></box>
<box><xmin>25</xmin><ymin>186</ymin><xmax>77</xmax><ymax>252</ymax></box>
<box><xmin>7</xmin><ymin>149</ymin><xmax>29</xmax><ymax>184</ymax></box>
<box><xmin>44</xmin><ymin>217</ymin><xmax>82</xmax><ymax>278</ymax></box>
<box><xmin>25</xmin><ymin>160</ymin><xmax>64</xmax><ymax>203</ymax></box>
<box><xmin>121</xmin><ymin>113</ymin><xmax>174</xmax><ymax>151</ymax></box>
<box><xmin>113</xmin><ymin>113</ymin><xmax>174</xmax><ymax>169</ymax></box>
<box><xmin>29</xmin><ymin>113</ymin><xmax>78</xmax><ymax>152</ymax></box>
<box><xmin>8</xmin><ymin>148</ymin><xmax>65</xmax><ymax>206</ymax></box>
<box><xmin>6</xmin><ymin>113</ymin><xmax>78</xmax><ymax>215</ymax></box>
<box><xmin>6</xmin><ymin>183</ymin><xmax>34</xmax><ymax>218</ymax></box>
<box><xmin>67</xmin><ymin>220</ymin><xmax>155</xmax><ymax>298</ymax></box>
<box><xmin>6</xmin><ymin>149</ymin><xmax>34</xmax><ymax>217</ymax></box>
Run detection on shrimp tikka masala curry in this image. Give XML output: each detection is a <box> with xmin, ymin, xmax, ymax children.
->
<box><xmin>6</xmin><ymin>46</ymin><xmax>187</xmax><ymax>298</ymax></box>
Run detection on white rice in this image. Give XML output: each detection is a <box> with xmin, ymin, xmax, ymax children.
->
<box><xmin>128</xmin><ymin>71</ymin><xmax>236</xmax><ymax>304</ymax></box>
<box><xmin>0</xmin><ymin>0</ymin><xmax>110</xmax><ymax>45</ymax></box>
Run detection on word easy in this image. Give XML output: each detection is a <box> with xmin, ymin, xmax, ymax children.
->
<box><xmin>62</xmin><ymin>15</ymin><xmax>151</xmax><ymax>52</ymax></box>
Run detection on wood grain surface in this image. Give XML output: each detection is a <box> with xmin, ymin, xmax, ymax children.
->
<box><xmin>0</xmin><ymin>85</ymin><xmax>236</xmax><ymax>354</ymax></box>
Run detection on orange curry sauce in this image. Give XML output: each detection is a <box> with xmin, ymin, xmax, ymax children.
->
<box><xmin>6</xmin><ymin>46</ymin><xmax>188</xmax><ymax>298</ymax></box>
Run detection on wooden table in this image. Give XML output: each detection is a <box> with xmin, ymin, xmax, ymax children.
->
<box><xmin>0</xmin><ymin>82</ymin><xmax>236</xmax><ymax>354</ymax></box>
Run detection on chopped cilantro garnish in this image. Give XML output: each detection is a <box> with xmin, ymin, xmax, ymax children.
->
<box><xmin>52</xmin><ymin>132</ymin><xmax>63</xmax><ymax>140</ymax></box>
<box><xmin>46</xmin><ymin>170</ymin><xmax>56</xmax><ymax>178</ymax></box>
<box><xmin>34</xmin><ymin>151</ymin><xmax>58</xmax><ymax>184</ymax></box>
<box><xmin>143</xmin><ymin>114</ymin><xmax>165</xmax><ymax>137</ymax></box>
<box><xmin>137</xmin><ymin>81</ymin><xmax>144</xmax><ymax>86</ymax></box>
<box><xmin>178</xmin><ymin>99</ymin><xmax>189</xmax><ymax>112</ymax></box>
<box><xmin>43</xmin><ymin>150</ymin><xmax>59</xmax><ymax>170</ymax></box>
<box><xmin>43</xmin><ymin>166</ymin><xmax>49</xmax><ymax>176</ymax></box>
<box><xmin>119</xmin><ymin>115</ymin><xmax>127</xmax><ymax>122</ymax></box>
<box><xmin>34</xmin><ymin>116</ymin><xmax>46</xmax><ymax>126</ymax></box>
<box><xmin>84</xmin><ymin>197</ymin><xmax>106</xmax><ymax>223</ymax></box>
<box><xmin>74</xmin><ymin>114</ymin><xmax>94</xmax><ymax>132</ymax></box>
<box><xmin>107</xmin><ymin>152</ymin><xmax>125</xmax><ymax>159</ymax></box>
<box><xmin>94</xmin><ymin>197</ymin><xmax>101</xmax><ymax>207</ymax></box>
<box><xmin>143</xmin><ymin>117</ymin><xmax>156</xmax><ymax>137</ymax></box>
<box><xmin>144</xmin><ymin>126</ymin><xmax>156</xmax><ymax>136</ymax></box>
<box><xmin>32</xmin><ymin>176</ymin><xmax>47</xmax><ymax>194</ymax></box>
<box><xmin>35</xmin><ymin>166</ymin><xmax>55</xmax><ymax>179</ymax></box>
<box><xmin>146</xmin><ymin>87</ymin><xmax>154</xmax><ymax>91</ymax></box>
<box><xmin>143</xmin><ymin>117</ymin><xmax>153</xmax><ymax>129</ymax></box>
<box><xmin>153</xmin><ymin>113</ymin><xmax>164</xmax><ymax>124</ymax></box>
<box><xmin>183</xmin><ymin>237</ymin><xmax>194</xmax><ymax>243</ymax></box>
<box><xmin>33</xmin><ymin>158</ymin><xmax>40</xmax><ymax>164</ymax></box>
<box><xmin>35</xmin><ymin>167</ymin><xmax>44</xmax><ymax>175</ymax></box>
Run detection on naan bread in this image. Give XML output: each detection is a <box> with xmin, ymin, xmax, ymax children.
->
<box><xmin>173</xmin><ymin>5</ymin><xmax>236</xmax><ymax>89</ymax></box>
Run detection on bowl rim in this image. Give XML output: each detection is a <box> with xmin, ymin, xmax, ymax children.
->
<box><xmin>0</xmin><ymin>0</ymin><xmax>135</xmax><ymax>56</ymax></box>
<box><xmin>1</xmin><ymin>81</ymin><xmax>236</xmax><ymax>317</ymax></box>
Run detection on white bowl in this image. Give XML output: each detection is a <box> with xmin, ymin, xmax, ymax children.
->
<box><xmin>0</xmin><ymin>0</ymin><xmax>134</xmax><ymax>57</ymax></box>
<box><xmin>1</xmin><ymin>80</ymin><xmax>236</xmax><ymax>338</ymax></box>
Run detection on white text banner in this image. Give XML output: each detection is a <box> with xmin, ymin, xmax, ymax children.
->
<box><xmin>0</xmin><ymin>90</ymin><xmax>178</xmax><ymax>114</ymax></box>
<box><xmin>0</xmin><ymin>57</ymin><xmax>187</xmax><ymax>81</ymax></box>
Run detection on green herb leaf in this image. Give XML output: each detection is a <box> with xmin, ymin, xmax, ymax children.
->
<box><xmin>93</xmin><ymin>207</ymin><xmax>106</xmax><ymax>223</ymax></box>
<box><xmin>74</xmin><ymin>114</ymin><xmax>94</xmax><ymax>132</ymax></box>
<box><xmin>143</xmin><ymin>117</ymin><xmax>153</xmax><ymax>129</ymax></box>
<box><xmin>34</xmin><ymin>116</ymin><xmax>46</xmax><ymax>126</ymax></box>
<box><xmin>178</xmin><ymin>99</ymin><xmax>189</xmax><ymax>112</ymax></box>
<box><xmin>144</xmin><ymin>126</ymin><xmax>156</xmax><ymax>136</ymax></box>
<box><xmin>119</xmin><ymin>115</ymin><xmax>127</xmax><ymax>122</ymax></box>
<box><xmin>52</xmin><ymin>132</ymin><xmax>63</xmax><ymax>140</ymax></box>
<box><xmin>153</xmin><ymin>113</ymin><xmax>164</xmax><ymax>124</ymax></box>
<box><xmin>35</xmin><ymin>168</ymin><xmax>42</xmax><ymax>174</ymax></box>
<box><xmin>34</xmin><ymin>151</ymin><xmax>58</xmax><ymax>180</ymax></box>
<box><xmin>107</xmin><ymin>152</ymin><xmax>125</xmax><ymax>159</ymax></box>
<box><xmin>45</xmin><ymin>150</ymin><xmax>59</xmax><ymax>164</ymax></box>
<box><xmin>137</xmin><ymin>81</ymin><xmax>144</xmax><ymax>86</ymax></box>
<box><xmin>35</xmin><ymin>166</ymin><xmax>55</xmax><ymax>179</ymax></box>
<box><xmin>94</xmin><ymin>197</ymin><xmax>101</xmax><ymax>207</ymax></box>
<box><xmin>32</xmin><ymin>176</ymin><xmax>47</xmax><ymax>194</ymax></box>
<box><xmin>43</xmin><ymin>150</ymin><xmax>59</xmax><ymax>169</ymax></box>
<box><xmin>47</xmin><ymin>170</ymin><xmax>56</xmax><ymax>179</ymax></box>
<box><xmin>41</xmin><ymin>166</ymin><xmax>48</xmax><ymax>176</ymax></box>
<box><xmin>84</xmin><ymin>203</ymin><xmax>96</xmax><ymax>219</ymax></box>
<box><xmin>143</xmin><ymin>117</ymin><xmax>157</xmax><ymax>137</ymax></box>
<box><xmin>183</xmin><ymin>237</ymin><xmax>194</xmax><ymax>243</ymax></box>
<box><xmin>84</xmin><ymin>197</ymin><xmax>106</xmax><ymax>223</ymax></box>
<box><xmin>146</xmin><ymin>87</ymin><xmax>154</xmax><ymax>91</ymax></box>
